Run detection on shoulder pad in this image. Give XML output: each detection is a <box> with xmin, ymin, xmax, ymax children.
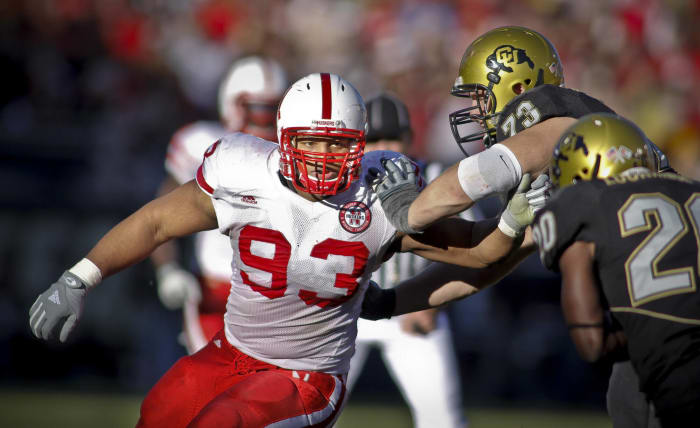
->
<box><xmin>197</xmin><ymin>132</ymin><xmax>277</xmax><ymax>195</ymax></box>
<box><xmin>532</xmin><ymin>181</ymin><xmax>601</xmax><ymax>271</ymax></box>
<box><xmin>496</xmin><ymin>85</ymin><xmax>615</xmax><ymax>142</ymax></box>
<box><xmin>361</xmin><ymin>150</ymin><xmax>425</xmax><ymax>191</ymax></box>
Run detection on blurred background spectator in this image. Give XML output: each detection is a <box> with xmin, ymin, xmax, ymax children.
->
<box><xmin>2</xmin><ymin>0</ymin><xmax>699</xmax><ymax>415</ymax></box>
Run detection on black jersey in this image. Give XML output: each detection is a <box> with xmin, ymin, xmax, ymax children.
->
<box><xmin>533</xmin><ymin>172</ymin><xmax>700</xmax><ymax>413</ymax></box>
<box><xmin>495</xmin><ymin>85</ymin><xmax>615</xmax><ymax>142</ymax></box>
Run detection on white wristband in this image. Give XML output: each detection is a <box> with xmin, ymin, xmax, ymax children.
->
<box><xmin>68</xmin><ymin>258</ymin><xmax>103</xmax><ymax>288</ymax></box>
<box><xmin>497</xmin><ymin>216</ymin><xmax>521</xmax><ymax>238</ymax></box>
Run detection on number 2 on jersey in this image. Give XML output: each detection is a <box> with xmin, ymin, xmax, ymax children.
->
<box><xmin>619</xmin><ymin>192</ymin><xmax>700</xmax><ymax>305</ymax></box>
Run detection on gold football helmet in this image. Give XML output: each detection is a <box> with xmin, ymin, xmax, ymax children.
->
<box><xmin>550</xmin><ymin>113</ymin><xmax>654</xmax><ymax>189</ymax></box>
<box><xmin>449</xmin><ymin>26</ymin><xmax>564</xmax><ymax>152</ymax></box>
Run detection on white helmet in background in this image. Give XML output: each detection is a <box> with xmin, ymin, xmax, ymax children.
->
<box><xmin>218</xmin><ymin>56</ymin><xmax>288</xmax><ymax>141</ymax></box>
<box><xmin>277</xmin><ymin>72</ymin><xmax>367</xmax><ymax>196</ymax></box>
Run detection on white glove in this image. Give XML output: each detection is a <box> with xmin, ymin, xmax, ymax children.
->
<box><xmin>156</xmin><ymin>263</ymin><xmax>202</xmax><ymax>310</ymax></box>
<box><xmin>525</xmin><ymin>173</ymin><xmax>552</xmax><ymax>213</ymax></box>
<box><xmin>498</xmin><ymin>173</ymin><xmax>534</xmax><ymax>238</ymax></box>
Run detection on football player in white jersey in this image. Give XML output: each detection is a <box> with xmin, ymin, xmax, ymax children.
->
<box><xmin>340</xmin><ymin>93</ymin><xmax>467</xmax><ymax>428</ymax></box>
<box><xmin>151</xmin><ymin>55</ymin><xmax>288</xmax><ymax>354</ymax></box>
<box><xmin>29</xmin><ymin>73</ymin><xmax>538</xmax><ymax>427</ymax></box>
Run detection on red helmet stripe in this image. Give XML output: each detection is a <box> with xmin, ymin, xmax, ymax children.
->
<box><xmin>320</xmin><ymin>73</ymin><xmax>332</xmax><ymax>119</ymax></box>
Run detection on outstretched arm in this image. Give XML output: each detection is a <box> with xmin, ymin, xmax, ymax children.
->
<box><xmin>399</xmin><ymin>173</ymin><xmax>536</xmax><ymax>268</ymax></box>
<box><xmin>407</xmin><ymin>117</ymin><xmax>574</xmax><ymax>232</ymax></box>
<box><xmin>400</xmin><ymin>217</ymin><xmax>518</xmax><ymax>268</ymax></box>
<box><xmin>400</xmin><ymin>233</ymin><xmax>535</xmax><ymax>314</ymax></box>
<box><xmin>29</xmin><ymin>180</ymin><xmax>217</xmax><ymax>342</ymax></box>
<box><xmin>361</xmin><ymin>229</ymin><xmax>536</xmax><ymax>320</ymax></box>
<box><xmin>149</xmin><ymin>175</ymin><xmax>181</xmax><ymax>268</ymax></box>
<box><xmin>87</xmin><ymin>180</ymin><xmax>217</xmax><ymax>278</ymax></box>
<box><xmin>150</xmin><ymin>176</ymin><xmax>203</xmax><ymax>310</ymax></box>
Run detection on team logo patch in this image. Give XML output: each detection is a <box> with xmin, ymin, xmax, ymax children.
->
<box><xmin>339</xmin><ymin>201</ymin><xmax>371</xmax><ymax>233</ymax></box>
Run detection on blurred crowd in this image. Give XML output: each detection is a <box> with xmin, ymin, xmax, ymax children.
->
<box><xmin>1</xmin><ymin>0</ymin><xmax>699</xmax><ymax>407</ymax></box>
<box><xmin>3</xmin><ymin>0</ymin><xmax>699</xmax><ymax>195</ymax></box>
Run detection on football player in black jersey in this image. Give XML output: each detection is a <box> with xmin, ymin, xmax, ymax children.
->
<box><xmin>375</xmin><ymin>25</ymin><xmax>670</xmax><ymax>236</ymax></box>
<box><xmin>363</xmin><ymin>26</ymin><xmax>616</xmax><ymax>321</ymax></box>
<box><xmin>532</xmin><ymin>113</ymin><xmax>700</xmax><ymax>428</ymax></box>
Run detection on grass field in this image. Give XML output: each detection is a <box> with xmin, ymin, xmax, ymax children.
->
<box><xmin>0</xmin><ymin>390</ymin><xmax>612</xmax><ymax>428</ymax></box>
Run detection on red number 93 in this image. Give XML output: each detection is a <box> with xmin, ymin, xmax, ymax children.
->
<box><xmin>238</xmin><ymin>225</ymin><xmax>369</xmax><ymax>308</ymax></box>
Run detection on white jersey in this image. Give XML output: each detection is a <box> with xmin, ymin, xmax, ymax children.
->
<box><xmin>165</xmin><ymin>120</ymin><xmax>232</xmax><ymax>281</ymax></box>
<box><xmin>196</xmin><ymin>132</ymin><xmax>405</xmax><ymax>374</ymax></box>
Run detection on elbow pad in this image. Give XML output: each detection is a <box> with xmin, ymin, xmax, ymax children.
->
<box><xmin>457</xmin><ymin>143</ymin><xmax>522</xmax><ymax>202</ymax></box>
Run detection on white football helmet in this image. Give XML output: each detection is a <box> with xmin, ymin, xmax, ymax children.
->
<box><xmin>277</xmin><ymin>73</ymin><xmax>367</xmax><ymax>196</ymax></box>
<box><xmin>218</xmin><ymin>56</ymin><xmax>288</xmax><ymax>141</ymax></box>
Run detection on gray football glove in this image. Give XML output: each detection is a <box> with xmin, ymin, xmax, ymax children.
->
<box><xmin>525</xmin><ymin>173</ymin><xmax>552</xmax><ymax>213</ymax></box>
<box><xmin>370</xmin><ymin>157</ymin><xmax>422</xmax><ymax>234</ymax></box>
<box><xmin>29</xmin><ymin>271</ymin><xmax>88</xmax><ymax>342</ymax></box>
<box><xmin>499</xmin><ymin>173</ymin><xmax>534</xmax><ymax>238</ymax></box>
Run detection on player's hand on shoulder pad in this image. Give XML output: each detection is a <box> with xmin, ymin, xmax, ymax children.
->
<box><xmin>360</xmin><ymin>280</ymin><xmax>396</xmax><ymax>321</ymax></box>
<box><xmin>156</xmin><ymin>262</ymin><xmax>202</xmax><ymax>310</ymax></box>
<box><xmin>525</xmin><ymin>173</ymin><xmax>552</xmax><ymax>213</ymax></box>
<box><xmin>368</xmin><ymin>156</ymin><xmax>423</xmax><ymax>234</ymax></box>
<box><xmin>371</xmin><ymin>157</ymin><xmax>421</xmax><ymax>201</ymax></box>
<box><xmin>499</xmin><ymin>173</ymin><xmax>537</xmax><ymax>238</ymax></box>
<box><xmin>29</xmin><ymin>271</ymin><xmax>88</xmax><ymax>342</ymax></box>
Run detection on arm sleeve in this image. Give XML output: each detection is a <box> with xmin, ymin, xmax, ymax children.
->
<box><xmin>456</xmin><ymin>143</ymin><xmax>521</xmax><ymax>201</ymax></box>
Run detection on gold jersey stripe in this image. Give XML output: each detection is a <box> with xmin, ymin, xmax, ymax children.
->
<box><xmin>610</xmin><ymin>307</ymin><xmax>700</xmax><ymax>325</ymax></box>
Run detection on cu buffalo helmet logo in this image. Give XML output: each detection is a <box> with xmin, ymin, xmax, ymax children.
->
<box><xmin>554</xmin><ymin>133</ymin><xmax>589</xmax><ymax>163</ymax></box>
<box><xmin>485</xmin><ymin>45</ymin><xmax>534</xmax><ymax>84</ymax></box>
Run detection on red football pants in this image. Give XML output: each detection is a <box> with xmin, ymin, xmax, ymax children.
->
<box><xmin>137</xmin><ymin>330</ymin><xmax>346</xmax><ymax>428</ymax></box>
